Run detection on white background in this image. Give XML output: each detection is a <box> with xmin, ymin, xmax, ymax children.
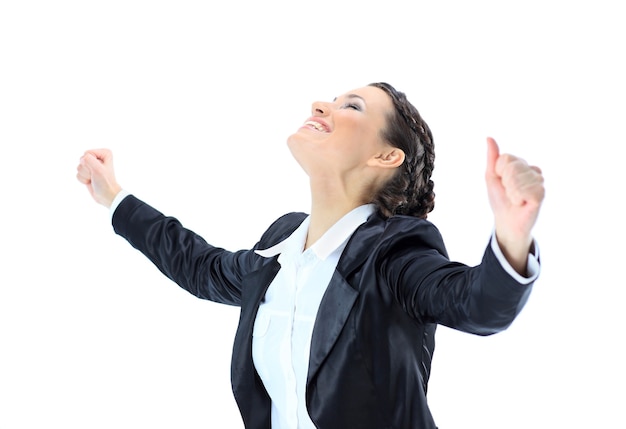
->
<box><xmin>1</xmin><ymin>1</ymin><xmax>624</xmax><ymax>428</ymax></box>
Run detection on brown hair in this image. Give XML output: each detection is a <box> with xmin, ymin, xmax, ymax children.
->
<box><xmin>369</xmin><ymin>82</ymin><xmax>435</xmax><ymax>219</ymax></box>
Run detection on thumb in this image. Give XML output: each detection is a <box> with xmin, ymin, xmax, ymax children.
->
<box><xmin>485</xmin><ymin>137</ymin><xmax>500</xmax><ymax>181</ymax></box>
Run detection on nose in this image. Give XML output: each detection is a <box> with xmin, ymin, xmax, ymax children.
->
<box><xmin>311</xmin><ymin>101</ymin><xmax>330</xmax><ymax>116</ymax></box>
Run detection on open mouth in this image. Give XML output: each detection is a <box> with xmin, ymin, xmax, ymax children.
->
<box><xmin>302</xmin><ymin>120</ymin><xmax>330</xmax><ymax>133</ymax></box>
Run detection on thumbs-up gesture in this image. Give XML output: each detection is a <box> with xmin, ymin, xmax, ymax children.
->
<box><xmin>485</xmin><ymin>137</ymin><xmax>545</xmax><ymax>275</ymax></box>
<box><xmin>76</xmin><ymin>149</ymin><xmax>122</xmax><ymax>208</ymax></box>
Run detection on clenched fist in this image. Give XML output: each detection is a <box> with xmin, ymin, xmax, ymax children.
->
<box><xmin>76</xmin><ymin>149</ymin><xmax>122</xmax><ymax>208</ymax></box>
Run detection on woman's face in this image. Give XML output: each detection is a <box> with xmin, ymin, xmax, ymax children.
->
<box><xmin>287</xmin><ymin>85</ymin><xmax>396</xmax><ymax>180</ymax></box>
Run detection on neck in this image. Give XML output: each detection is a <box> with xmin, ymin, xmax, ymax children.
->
<box><xmin>305</xmin><ymin>176</ymin><xmax>370</xmax><ymax>250</ymax></box>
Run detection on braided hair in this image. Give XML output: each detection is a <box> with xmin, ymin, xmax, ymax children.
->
<box><xmin>369</xmin><ymin>82</ymin><xmax>435</xmax><ymax>219</ymax></box>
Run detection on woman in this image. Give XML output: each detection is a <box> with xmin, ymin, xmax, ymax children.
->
<box><xmin>76</xmin><ymin>82</ymin><xmax>544</xmax><ymax>429</ymax></box>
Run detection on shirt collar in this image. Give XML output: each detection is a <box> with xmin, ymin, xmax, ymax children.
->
<box><xmin>255</xmin><ymin>204</ymin><xmax>376</xmax><ymax>261</ymax></box>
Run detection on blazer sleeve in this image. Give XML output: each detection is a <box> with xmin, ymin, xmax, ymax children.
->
<box><xmin>381</xmin><ymin>217</ymin><xmax>534</xmax><ymax>336</ymax></box>
<box><xmin>111</xmin><ymin>195</ymin><xmax>306</xmax><ymax>307</ymax></box>
<box><xmin>111</xmin><ymin>195</ymin><xmax>259</xmax><ymax>305</ymax></box>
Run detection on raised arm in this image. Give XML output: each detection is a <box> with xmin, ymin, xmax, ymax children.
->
<box><xmin>75</xmin><ymin>149</ymin><xmax>247</xmax><ymax>305</ymax></box>
<box><xmin>485</xmin><ymin>138</ymin><xmax>545</xmax><ymax>275</ymax></box>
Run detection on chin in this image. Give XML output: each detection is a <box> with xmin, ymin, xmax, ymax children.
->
<box><xmin>286</xmin><ymin>131</ymin><xmax>309</xmax><ymax>152</ymax></box>
<box><xmin>286</xmin><ymin>135</ymin><xmax>311</xmax><ymax>175</ymax></box>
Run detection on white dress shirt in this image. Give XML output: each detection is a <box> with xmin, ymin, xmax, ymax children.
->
<box><xmin>252</xmin><ymin>204</ymin><xmax>377</xmax><ymax>429</ymax></box>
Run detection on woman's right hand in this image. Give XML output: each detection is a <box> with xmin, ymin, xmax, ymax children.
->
<box><xmin>76</xmin><ymin>149</ymin><xmax>122</xmax><ymax>208</ymax></box>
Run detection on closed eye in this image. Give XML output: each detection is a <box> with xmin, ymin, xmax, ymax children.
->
<box><xmin>342</xmin><ymin>102</ymin><xmax>362</xmax><ymax>111</ymax></box>
<box><xmin>333</xmin><ymin>93</ymin><xmax>366</xmax><ymax>111</ymax></box>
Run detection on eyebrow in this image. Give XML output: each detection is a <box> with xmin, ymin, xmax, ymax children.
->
<box><xmin>333</xmin><ymin>93</ymin><xmax>366</xmax><ymax>103</ymax></box>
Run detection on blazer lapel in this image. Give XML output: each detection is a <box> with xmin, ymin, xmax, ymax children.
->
<box><xmin>307</xmin><ymin>270</ymin><xmax>358</xmax><ymax>384</ymax></box>
<box><xmin>307</xmin><ymin>213</ymin><xmax>386</xmax><ymax>383</ymax></box>
<box><xmin>231</xmin><ymin>258</ymin><xmax>280</xmax><ymax>401</ymax></box>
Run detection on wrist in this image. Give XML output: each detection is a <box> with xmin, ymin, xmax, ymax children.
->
<box><xmin>494</xmin><ymin>230</ymin><xmax>532</xmax><ymax>276</ymax></box>
<box><xmin>100</xmin><ymin>184</ymin><xmax>122</xmax><ymax>208</ymax></box>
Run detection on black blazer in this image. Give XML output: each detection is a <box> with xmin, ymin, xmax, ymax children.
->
<box><xmin>113</xmin><ymin>195</ymin><xmax>534</xmax><ymax>429</ymax></box>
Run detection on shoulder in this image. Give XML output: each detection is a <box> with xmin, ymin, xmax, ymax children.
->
<box><xmin>359</xmin><ymin>212</ymin><xmax>449</xmax><ymax>259</ymax></box>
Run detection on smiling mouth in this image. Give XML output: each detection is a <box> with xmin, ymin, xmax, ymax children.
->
<box><xmin>302</xmin><ymin>120</ymin><xmax>330</xmax><ymax>133</ymax></box>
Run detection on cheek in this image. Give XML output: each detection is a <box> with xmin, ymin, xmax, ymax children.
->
<box><xmin>346</xmin><ymin>128</ymin><xmax>384</xmax><ymax>156</ymax></box>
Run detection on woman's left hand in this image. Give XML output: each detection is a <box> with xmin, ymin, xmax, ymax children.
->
<box><xmin>485</xmin><ymin>137</ymin><xmax>545</xmax><ymax>275</ymax></box>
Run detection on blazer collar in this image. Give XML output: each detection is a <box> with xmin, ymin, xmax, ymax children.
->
<box><xmin>334</xmin><ymin>211</ymin><xmax>387</xmax><ymax>279</ymax></box>
<box><xmin>254</xmin><ymin>204</ymin><xmax>376</xmax><ymax>262</ymax></box>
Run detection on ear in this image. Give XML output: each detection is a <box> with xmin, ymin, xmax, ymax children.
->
<box><xmin>367</xmin><ymin>148</ymin><xmax>405</xmax><ymax>169</ymax></box>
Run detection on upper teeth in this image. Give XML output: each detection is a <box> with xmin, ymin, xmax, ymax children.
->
<box><xmin>304</xmin><ymin>121</ymin><xmax>327</xmax><ymax>132</ymax></box>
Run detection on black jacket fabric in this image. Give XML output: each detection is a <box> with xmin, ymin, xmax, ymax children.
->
<box><xmin>113</xmin><ymin>195</ymin><xmax>534</xmax><ymax>429</ymax></box>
